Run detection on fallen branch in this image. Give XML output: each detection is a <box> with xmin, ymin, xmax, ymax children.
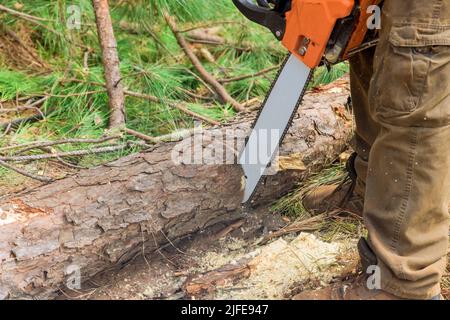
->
<box><xmin>242</xmin><ymin>98</ymin><xmax>261</xmax><ymax>109</ymax></box>
<box><xmin>220</xmin><ymin>65</ymin><xmax>280</xmax><ymax>84</ymax></box>
<box><xmin>59</xmin><ymin>78</ymin><xmax>220</xmax><ymax>126</ymax></box>
<box><xmin>213</xmin><ymin>219</ymin><xmax>246</xmax><ymax>240</ymax></box>
<box><xmin>0</xmin><ymin>96</ymin><xmax>48</xmax><ymax>115</ymax></box>
<box><xmin>46</xmin><ymin>90</ymin><xmax>107</xmax><ymax>98</ymax></box>
<box><xmin>164</xmin><ymin>12</ymin><xmax>244</xmax><ymax>112</ymax></box>
<box><xmin>0</xmin><ymin>135</ymin><xmax>121</xmax><ymax>155</ymax></box>
<box><xmin>0</xmin><ymin>159</ymin><xmax>53</xmax><ymax>183</ymax></box>
<box><xmin>186</xmin><ymin>38</ymin><xmax>253</xmax><ymax>52</ymax></box>
<box><xmin>0</xmin><ymin>4</ymin><xmax>50</xmax><ymax>22</ymax></box>
<box><xmin>152</xmin><ymin>127</ymin><xmax>202</xmax><ymax>143</ymax></box>
<box><xmin>183</xmin><ymin>25</ymin><xmax>253</xmax><ymax>58</ymax></box>
<box><xmin>123</xmin><ymin>128</ymin><xmax>157</xmax><ymax>144</ymax></box>
<box><xmin>179</xmin><ymin>21</ymin><xmax>244</xmax><ymax>33</ymax></box>
<box><xmin>184</xmin><ymin>262</ymin><xmax>252</xmax><ymax>296</ymax></box>
<box><xmin>0</xmin><ymin>113</ymin><xmax>45</xmax><ymax>131</ymax></box>
<box><xmin>0</xmin><ymin>144</ymin><xmax>129</xmax><ymax>162</ymax></box>
<box><xmin>261</xmin><ymin>212</ymin><xmax>338</xmax><ymax>245</ymax></box>
<box><xmin>124</xmin><ymin>90</ymin><xmax>220</xmax><ymax>126</ymax></box>
<box><xmin>186</xmin><ymin>30</ymin><xmax>225</xmax><ymax>45</ymax></box>
<box><xmin>0</xmin><ymin>4</ymin><xmax>65</xmax><ymax>39</ymax></box>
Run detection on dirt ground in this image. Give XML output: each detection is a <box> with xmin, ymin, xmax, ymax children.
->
<box><xmin>56</xmin><ymin>207</ymin><xmax>361</xmax><ymax>300</ymax></box>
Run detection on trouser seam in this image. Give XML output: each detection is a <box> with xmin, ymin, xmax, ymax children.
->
<box><xmin>389</xmin><ymin>127</ymin><xmax>419</xmax><ymax>278</ymax></box>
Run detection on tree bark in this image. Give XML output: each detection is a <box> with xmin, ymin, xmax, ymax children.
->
<box><xmin>92</xmin><ymin>0</ymin><xmax>126</xmax><ymax>129</ymax></box>
<box><xmin>0</xmin><ymin>78</ymin><xmax>351</xmax><ymax>299</ymax></box>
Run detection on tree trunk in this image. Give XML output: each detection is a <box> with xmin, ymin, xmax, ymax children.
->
<box><xmin>0</xmin><ymin>78</ymin><xmax>351</xmax><ymax>299</ymax></box>
<box><xmin>92</xmin><ymin>0</ymin><xmax>126</xmax><ymax>129</ymax></box>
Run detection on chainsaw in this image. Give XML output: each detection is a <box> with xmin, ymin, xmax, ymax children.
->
<box><xmin>234</xmin><ymin>0</ymin><xmax>382</xmax><ymax>204</ymax></box>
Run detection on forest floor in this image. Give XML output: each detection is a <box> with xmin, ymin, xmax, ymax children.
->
<box><xmin>54</xmin><ymin>159</ymin><xmax>449</xmax><ymax>301</ymax></box>
<box><xmin>56</xmin><ymin>207</ymin><xmax>361</xmax><ymax>300</ymax></box>
<box><xmin>56</xmin><ymin>212</ymin><xmax>450</xmax><ymax>301</ymax></box>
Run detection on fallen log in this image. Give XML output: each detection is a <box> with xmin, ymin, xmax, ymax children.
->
<box><xmin>0</xmin><ymin>78</ymin><xmax>351</xmax><ymax>299</ymax></box>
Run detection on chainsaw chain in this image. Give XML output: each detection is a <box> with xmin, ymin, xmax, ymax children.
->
<box><xmin>242</xmin><ymin>54</ymin><xmax>314</xmax><ymax>206</ymax></box>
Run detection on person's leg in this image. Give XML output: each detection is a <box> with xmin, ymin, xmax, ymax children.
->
<box><xmin>302</xmin><ymin>49</ymin><xmax>379</xmax><ymax>216</ymax></box>
<box><xmin>364</xmin><ymin>0</ymin><xmax>450</xmax><ymax>299</ymax></box>
<box><xmin>296</xmin><ymin>0</ymin><xmax>450</xmax><ymax>300</ymax></box>
<box><xmin>349</xmin><ymin>47</ymin><xmax>381</xmax><ymax>198</ymax></box>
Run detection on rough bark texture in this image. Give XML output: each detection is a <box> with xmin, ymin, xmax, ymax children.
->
<box><xmin>0</xmin><ymin>78</ymin><xmax>351</xmax><ymax>299</ymax></box>
<box><xmin>92</xmin><ymin>0</ymin><xmax>126</xmax><ymax>128</ymax></box>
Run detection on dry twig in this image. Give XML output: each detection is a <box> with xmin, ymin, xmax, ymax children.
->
<box><xmin>123</xmin><ymin>128</ymin><xmax>157</xmax><ymax>144</ymax></box>
<box><xmin>0</xmin><ymin>4</ymin><xmax>67</xmax><ymax>40</ymax></box>
<box><xmin>0</xmin><ymin>96</ymin><xmax>48</xmax><ymax>114</ymax></box>
<box><xmin>59</xmin><ymin>78</ymin><xmax>220</xmax><ymax>126</ymax></box>
<box><xmin>0</xmin><ymin>159</ymin><xmax>53</xmax><ymax>183</ymax></box>
<box><xmin>163</xmin><ymin>12</ymin><xmax>244</xmax><ymax>112</ymax></box>
<box><xmin>124</xmin><ymin>90</ymin><xmax>220</xmax><ymax>126</ymax></box>
<box><xmin>179</xmin><ymin>20</ymin><xmax>244</xmax><ymax>33</ymax></box>
<box><xmin>219</xmin><ymin>65</ymin><xmax>280</xmax><ymax>84</ymax></box>
<box><xmin>10</xmin><ymin>135</ymin><xmax>121</xmax><ymax>155</ymax></box>
<box><xmin>0</xmin><ymin>144</ymin><xmax>129</xmax><ymax>162</ymax></box>
<box><xmin>0</xmin><ymin>4</ymin><xmax>50</xmax><ymax>22</ymax></box>
<box><xmin>260</xmin><ymin>212</ymin><xmax>339</xmax><ymax>244</ymax></box>
<box><xmin>0</xmin><ymin>113</ymin><xmax>45</xmax><ymax>131</ymax></box>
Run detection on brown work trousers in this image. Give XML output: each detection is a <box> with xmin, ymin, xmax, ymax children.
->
<box><xmin>350</xmin><ymin>0</ymin><xmax>450</xmax><ymax>299</ymax></box>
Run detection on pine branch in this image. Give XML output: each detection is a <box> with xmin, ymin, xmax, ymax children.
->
<box><xmin>92</xmin><ymin>0</ymin><xmax>126</xmax><ymax>129</ymax></box>
<box><xmin>163</xmin><ymin>12</ymin><xmax>245</xmax><ymax>113</ymax></box>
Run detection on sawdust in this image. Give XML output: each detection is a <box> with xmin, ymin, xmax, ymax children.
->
<box><xmin>141</xmin><ymin>274</ymin><xmax>187</xmax><ymax>300</ymax></box>
<box><xmin>192</xmin><ymin>233</ymin><xmax>351</xmax><ymax>300</ymax></box>
<box><xmin>193</xmin><ymin>237</ymin><xmax>249</xmax><ymax>272</ymax></box>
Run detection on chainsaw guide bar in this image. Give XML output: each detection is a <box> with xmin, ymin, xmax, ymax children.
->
<box><xmin>239</xmin><ymin>54</ymin><xmax>313</xmax><ymax>205</ymax></box>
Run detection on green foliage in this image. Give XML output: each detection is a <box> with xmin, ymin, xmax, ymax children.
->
<box><xmin>0</xmin><ymin>0</ymin><xmax>347</xmax><ymax>167</ymax></box>
<box><xmin>271</xmin><ymin>164</ymin><xmax>347</xmax><ymax>219</ymax></box>
<box><xmin>116</xmin><ymin>0</ymin><xmax>236</xmax><ymax>23</ymax></box>
<box><xmin>270</xmin><ymin>163</ymin><xmax>365</xmax><ymax>242</ymax></box>
<box><xmin>0</xmin><ymin>70</ymin><xmax>46</xmax><ymax>100</ymax></box>
<box><xmin>310</xmin><ymin>62</ymin><xmax>349</xmax><ymax>88</ymax></box>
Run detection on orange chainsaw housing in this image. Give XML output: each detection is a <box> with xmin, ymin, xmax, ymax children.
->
<box><xmin>282</xmin><ymin>0</ymin><xmax>382</xmax><ymax>68</ymax></box>
<box><xmin>282</xmin><ymin>0</ymin><xmax>355</xmax><ymax>68</ymax></box>
<box><xmin>343</xmin><ymin>0</ymin><xmax>383</xmax><ymax>57</ymax></box>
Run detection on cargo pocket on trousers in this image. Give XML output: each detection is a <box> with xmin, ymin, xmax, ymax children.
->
<box><xmin>372</xmin><ymin>23</ymin><xmax>450</xmax><ymax>119</ymax></box>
